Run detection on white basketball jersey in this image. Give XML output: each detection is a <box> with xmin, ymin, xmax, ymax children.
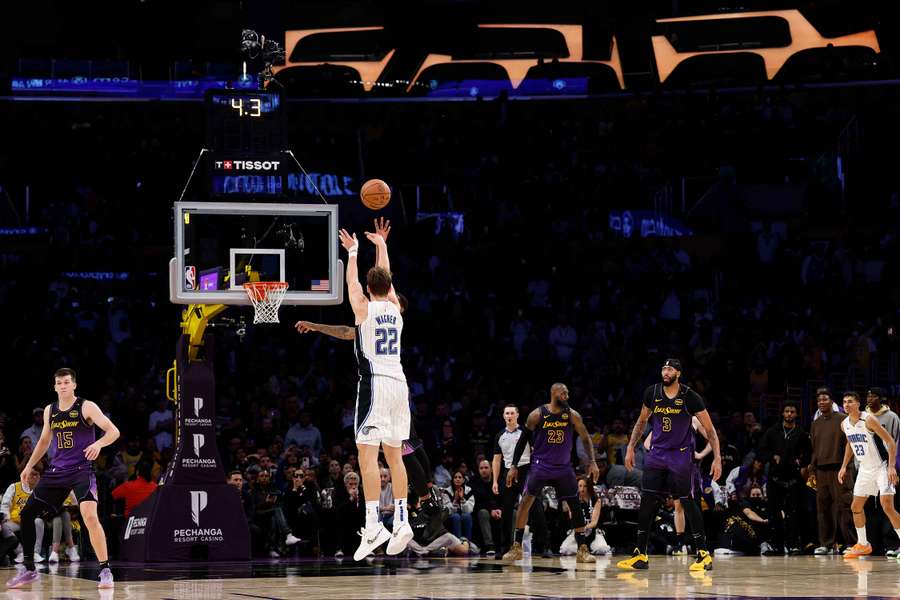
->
<box><xmin>355</xmin><ymin>300</ymin><xmax>406</xmax><ymax>382</ymax></box>
<box><xmin>842</xmin><ymin>412</ymin><xmax>886</xmax><ymax>470</ymax></box>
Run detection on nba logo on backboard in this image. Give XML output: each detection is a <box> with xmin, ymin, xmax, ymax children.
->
<box><xmin>190</xmin><ymin>491</ymin><xmax>208</xmax><ymax>527</ymax></box>
<box><xmin>194</xmin><ymin>397</ymin><xmax>203</xmax><ymax>418</ymax></box>
<box><xmin>184</xmin><ymin>266</ymin><xmax>197</xmax><ymax>290</ymax></box>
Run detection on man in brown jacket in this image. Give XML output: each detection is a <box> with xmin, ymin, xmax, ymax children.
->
<box><xmin>810</xmin><ymin>387</ymin><xmax>855</xmax><ymax>554</ymax></box>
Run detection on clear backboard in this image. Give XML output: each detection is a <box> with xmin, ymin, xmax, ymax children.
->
<box><xmin>169</xmin><ymin>201</ymin><xmax>343</xmax><ymax>305</ymax></box>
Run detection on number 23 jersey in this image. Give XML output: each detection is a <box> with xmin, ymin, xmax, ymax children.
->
<box><xmin>355</xmin><ymin>300</ymin><xmax>406</xmax><ymax>382</ymax></box>
<box><xmin>842</xmin><ymin>411</ymin><xmax>887</xmax><ymax>471</ymax></box>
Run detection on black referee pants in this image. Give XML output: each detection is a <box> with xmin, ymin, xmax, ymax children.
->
<box><xmin>500</xmin><ymin>465</ymin><xmax>548</xmax><ymax>553</ymax></box>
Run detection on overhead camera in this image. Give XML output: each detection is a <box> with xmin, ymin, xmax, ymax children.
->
<box><xmin>241</xmin><ymin>29</ymin><xmax>285</xmax><ymax>88</ymax></box>
<box><xmin>276</xmin><ymin>223</ymin><xmax>304</xmax><ymax>252</ymax></box>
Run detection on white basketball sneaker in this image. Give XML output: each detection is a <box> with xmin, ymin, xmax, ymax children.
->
<box><xmin>386</xmin><ymin>522</ymin><xmax>413</xmax><ymax>555</ymax></box>
<box><xmin>353</xmin><ymin>523</ymin><xmax>391</xmax><ymax>561</ymax></box>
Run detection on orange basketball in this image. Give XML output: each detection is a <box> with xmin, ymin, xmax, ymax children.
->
<box><xmin>360</xmin><ymin>179</ymin><xmax>391</xmax><ymax>210</ymax></box>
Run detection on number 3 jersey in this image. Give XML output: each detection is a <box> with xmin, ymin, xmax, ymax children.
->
<box><xmin>355</xmin><ymin>300</ymin><xmax>406</xmax><ymax>382</ymax></box>
<box><xmin>531</xmin><ymin>405</ymin><xmax>574</xmax><ymax>470</ymax></box>
<box><xmin>842</xmin><ymin>411</ymin><xmax>888</xmax><ymax>470</ymax></box>
<box><xmin>642</xmin><ymin>383</ymin><xmax>706</xmax><ymax>451</ymax></box>
<box><xmin>49</xmin><ymin>397</ymin><xmax>96</xmax><ymax>470</ymax></box>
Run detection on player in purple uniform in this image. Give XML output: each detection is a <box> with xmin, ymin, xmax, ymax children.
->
<box><xmin>502</xmin><ymin>383</ymin><xmax>599</xmax><ymax>563</ymax></box>
<box><xmin>6</xmin><ymin>368</ymin><xmax>120</xmax><ymax>589</ymax></box>
<box><xmin>617</xmin><ymin>359</ymin><xmax>721</xmax><ymax>572</ymax></box>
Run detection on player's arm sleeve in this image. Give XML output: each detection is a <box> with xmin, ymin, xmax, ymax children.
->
<box><xmin>642</xmin><ymin>386</ymin><xmax>653</xmax><ymax>409</ymax></box>
<box><xmin>511</xmin><ymin>429</ymin><xmax>532</xmax><ymax>467</ymax></box>
<box><xmin>685</xmin><ymin>390</ymin><xmax>706</xmax><ymax>414</ymax></box>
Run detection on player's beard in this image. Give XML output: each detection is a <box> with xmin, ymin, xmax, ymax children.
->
<box><xmin>662</xmin><ymin>375</ymin><xmax>677</xmax><ymax>388</ymax></box>
<box><xmin>557</xmin><ymin>398</ymin><xmax>569</xmax><ymax>409</ymax></box>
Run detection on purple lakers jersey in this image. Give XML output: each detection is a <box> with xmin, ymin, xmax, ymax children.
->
<box><xmin>642</xmin><ymin>383</ymin><xmax>705</xmax><ymax>451</ymax></box>
<box><xmin>531</xmin><ymin>405</ymin><xmax>574</xmax><ymax>469</ymax></box>
<box><xmin>49</xmin><ymin>398</ymin><xmax>95</xmax><ymax>470</ymax></box>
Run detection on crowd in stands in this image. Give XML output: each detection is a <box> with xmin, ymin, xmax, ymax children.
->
<box><xmin>1</xmin><ymin>82</ymin><xmax>899</xmax><ymax>561</ymax></box>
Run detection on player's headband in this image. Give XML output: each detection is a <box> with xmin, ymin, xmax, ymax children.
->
<box><xmin>663</xmin><ymin>358</ymin><xmax>682</xmax><ymax>371</ymax></box>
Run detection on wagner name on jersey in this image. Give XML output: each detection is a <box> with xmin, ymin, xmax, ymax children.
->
<box><xmin>842</xmin><ymin>411</ymin><xmax>889</xmax><ymax>470</ymax></box>
<box><xmin>355</xmin><ymin>300</ymin><xmax>406</xmax><ymax>382</ymax></box>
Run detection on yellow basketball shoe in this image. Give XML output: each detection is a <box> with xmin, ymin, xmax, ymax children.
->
<box><xmin>616</xmin><ymin>548</ymin><xmax>649</xmax><ymax>570</ymax></box>
<box><xmin>689</xmin><ymin>549</ymin><xmax>713</xmax><ymax>571</ymax></box>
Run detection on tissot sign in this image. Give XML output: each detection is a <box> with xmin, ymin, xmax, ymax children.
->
<box><xmin>273</xmin><ymin>10</ymin><xmax>879</xmax><ymax>91</ymax></box>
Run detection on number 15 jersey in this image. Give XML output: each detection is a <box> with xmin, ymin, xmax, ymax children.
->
<box><xmin>355</xmin><ymin>300</ymin><xmax>406</xmax><ymax>382</ymax></box>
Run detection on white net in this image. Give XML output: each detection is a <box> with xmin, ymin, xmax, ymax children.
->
<box><xmin>243</xmin><ymin>282</ymin><xmax>289</xmax><ymax>324</ymax></box>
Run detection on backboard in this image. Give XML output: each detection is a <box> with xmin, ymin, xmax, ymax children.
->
<box><xmin>169</xmin><ymin>201</ymin><xmax>343</xmax><ymax>305</ymax></box>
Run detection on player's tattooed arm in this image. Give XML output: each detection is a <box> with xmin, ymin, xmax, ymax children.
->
<box><xmin>294</xmin><ymin>321</ymin><xmax>355</xmax><ymax>340</ymax></box>
<box><xmin>571</xmin><ymin>410</ymin><xmax>600</xmax><ymax>482</ymax></box>
<box><xmin>624</xmin><ymin>405</ymin><xmax>652</xmax><ymax>471</ymax></box>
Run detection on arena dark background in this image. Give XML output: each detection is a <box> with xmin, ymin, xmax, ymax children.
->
<box><xmin>1</xmin><ymin>0</ymin><xmax>899</xmax><ymax>559</ymax></box>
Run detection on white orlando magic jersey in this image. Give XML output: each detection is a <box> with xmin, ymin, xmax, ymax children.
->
<box><xmin>842</xmin><ymin>412</ymin><xmax>887</xmax><ymax>471</ymax></box>
<box><xmin>355</xmin><ymin>300</ymin><xmax>406</xmax><ymax>382</ymax></box>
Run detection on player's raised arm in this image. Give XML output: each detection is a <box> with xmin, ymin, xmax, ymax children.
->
<box><xmin>81</xmin><ymin>401</ymin><xmax>120</xmax><ymax>461</ymax></box>
<box><xmin>570</xmin><ymin>409</ymin><xmax>600</xmax><ymax>482</ymax></box>
<box><xmin>371</xmin><ymin>217</ymin><xmax>392</xmax><ymax>272</ymax></box>
<box><xmin>20</xmin><ymin>406</ymin><xmax>52</xmax><ymax>481</ymax></box>
<box><xmin>364</xmin><ymin>226</ymin><xmax>400</xmax><ymax>309</ymax></box>
<box><xmin>339</xmin><ymin>229</ymin><xmax>369</xmax><ymax>324</ymax></box>
<box><xmin>294</xmin><ymin>321</ymin><xmax>356</xmax><ymax>340</ymax></box>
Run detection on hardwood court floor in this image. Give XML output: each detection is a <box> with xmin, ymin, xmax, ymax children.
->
<box><xmin>4</xmin><ymin>555</ymin><xmax>900</xmax><ymax>599</ymax></box>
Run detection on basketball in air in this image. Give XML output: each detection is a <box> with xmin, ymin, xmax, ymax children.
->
<box><xmin>360</xmin><ymin>179</ymin><xmax>391</xmax><ymax>210</ymax></box>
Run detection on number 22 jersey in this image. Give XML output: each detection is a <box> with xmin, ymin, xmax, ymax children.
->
<box><xmin>355</xmin><ymin>300</ymin><xmax>406</xmax><ymax>382</ymax></box>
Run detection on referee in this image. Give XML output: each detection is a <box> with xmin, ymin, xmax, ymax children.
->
<box><xmin>491</xmin><ymin>404</ymin><xmax>549</xmax><ymax>557</ymax></box>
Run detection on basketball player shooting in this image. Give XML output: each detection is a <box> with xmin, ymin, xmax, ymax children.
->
<box><xmin>6</xmin><ymin>368</ymin><xmax>120</xmax><ymax>589</ymax></box>
<box><xmin>502</xmin><ymin>383</ymin><xmax>599</xmax><ymax>563</ymax></box>
<box><xmin>296</xmin><ymin>219</ymin><xmax>441</xmax><ymax>525</ymax></box>
<box><xmin>617</xmin><ymin>359</ymin><xmax>721</xmax><ymax>572</ymax></box>
<box><xmin>338</xmin><ymin>224</ymin><xmax>414</xmax><ymax>560</ymax></box>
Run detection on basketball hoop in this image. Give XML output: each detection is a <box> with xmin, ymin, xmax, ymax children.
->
<box><xmin>243</xmin><ymin>282</ymin><xmax>289</xmax><ymax>324</ymax></box>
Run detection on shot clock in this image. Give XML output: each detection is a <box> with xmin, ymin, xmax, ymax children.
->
<box><xmin>205</xmin><ymin>89</ymin><xmax>286</xmax><ymax>153</ymax></box>
<box><xmin>205</xmin><ymin>89</ymin><xmax>287</xmax><ymax>197</ymax></box>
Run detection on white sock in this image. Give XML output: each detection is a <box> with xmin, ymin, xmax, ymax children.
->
<box><xmin>856</xmin><ymin>526</ymin><xmax>868</xmax><ymax>546</ymax></box>
<box><xmin>365</xmin><ymin>501</ymin><xmax>380</xmax><ymax>529</ymax></box>
<box><xmin>394</xmin><ymin>498</ymin><xmax>408</xmax><ymax>525</ymax></box>
<box><xmin>894</xmin><ymin>528</ymin><xmax>900</xmax><ymax>543</ymax></box>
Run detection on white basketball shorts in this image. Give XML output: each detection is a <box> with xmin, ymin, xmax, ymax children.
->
<box><xmin>355</xmin><ymin>375</ymin><xmax>410</xmax><ymax>447</ymax></box>
<box><xmin>853</xmin><ymin>465</ymin><xmax>895</xmax><ymax>497</ymax></box>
